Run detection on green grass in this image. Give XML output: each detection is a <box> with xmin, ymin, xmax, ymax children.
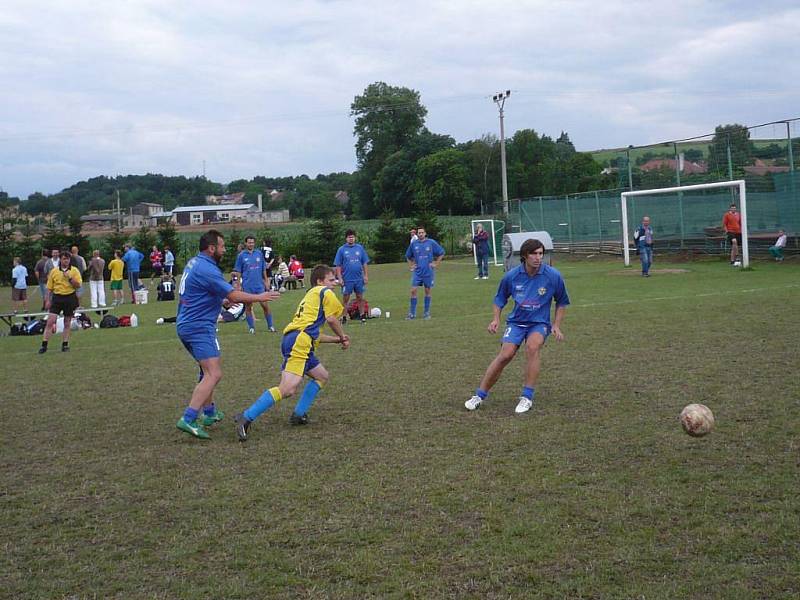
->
<box><xmin>2</xmin><ymin>256</ymin><xmax>799</xmax><ymax>598</ymax></box>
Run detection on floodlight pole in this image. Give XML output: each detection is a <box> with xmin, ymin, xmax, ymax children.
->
<box><xmin>493</xmin><ymin>90</ymin><xmax>511</xmax><ymax>216</ymax></box>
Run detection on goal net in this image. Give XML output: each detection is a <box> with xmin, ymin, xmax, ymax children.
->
<box><xmin>621</xmin><ymin>180</ymin><xmax>749</xmax><ymax>267</ymax></box>
<box><xmin>470</xmin><ymin>219</ymin><xmax>505</xmax><ymax>266</ymax></box>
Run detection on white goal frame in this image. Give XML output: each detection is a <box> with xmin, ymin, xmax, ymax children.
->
<box><xmin>621</xmin><ymin>180</ymin><xmax>748</xmax><ymax>268</ymax></box>
<box><xmin>470</xmin><ymin>219</ymin><xmax>503</xmax><ymax>266</ymax></box>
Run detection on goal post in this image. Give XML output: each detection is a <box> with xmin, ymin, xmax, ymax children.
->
<box><xmin>621</xmin><ymin>180</ymin><xmax>749</xmax><ymax>268</ymax></box>
<box><xmin>470</xmin><ymin>219</ymin><xmax>505</xmax><ymax>266</ymax></box>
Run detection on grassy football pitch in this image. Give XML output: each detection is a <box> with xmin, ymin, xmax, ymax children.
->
<box><xmin>2</xmin><ymin>256</ymin><xmax>798</xmax><ymax>599</ymax></box>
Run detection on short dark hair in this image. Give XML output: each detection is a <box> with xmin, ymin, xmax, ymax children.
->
<box><xmin>244</xmin><ymin>235</ymin><xmax>255</xmax><ymax>243</ymax></box>
<box><xmin>60</xmin><ymin>247</ymin><xmax>72</xmax><ymax>257</ymax></box>
<box><xmin>199</xmin><ymin>229</ymin><xmax>224</xmax><ymax>251</ymax></box>
<box><xmin>310</xmin><ymin>264</ymin><xmax>333</xmax><ymax>285</ymax></box>
<box><xmin>345</xmin><ymin>229</ymin><xmax>356</xmax><ymax>237</ymax></box>
<box><xmin>520</xmin><ymin>238</ymin><xmax>545</xmax><ymax>261</ymax></box>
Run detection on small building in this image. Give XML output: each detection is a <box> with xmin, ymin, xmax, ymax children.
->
<box><xmin>205</xmin><ymin>192</ymin><xmax>246</xmax><ymax>205</ymax></box>
<box><xmin>132</xmin><ymin>202</ymin><xmax>165</xmax><ymax>216</ymax></box>
<box><xmin>170</xmin><ymin>204</ymin><xmax>289</xmax><ymax>226</ymax></box>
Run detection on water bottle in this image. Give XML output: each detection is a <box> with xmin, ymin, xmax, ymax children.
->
<box><xmin>130</xmin><ymin>313</ymin><xmax>139</xmax><ymax>328</ymax></box>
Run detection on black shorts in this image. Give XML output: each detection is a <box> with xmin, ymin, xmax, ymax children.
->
<box><xmin>50</xmin><ymin>293</ymin><xmax>79</xmax><ymax>317</ymax></box>
<box><xmin>153</xmin><ymin>265</ymin><xmax>163</xmax><ymax>276</ymax></box>
<box><xmin>726</xmin><ymin>232</ymin><xmax>742</xmax><ymax>244</ymax></box>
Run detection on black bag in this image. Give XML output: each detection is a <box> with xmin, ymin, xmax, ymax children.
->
<box><xmin>100</xmin><ymin>314</ymin><xmax>120</xmax><ymax>328</ymax></box>
<box><xmin>10</xmin><ymin>323</ymin><xmax>27</xmax><ymax>336</ymax></box>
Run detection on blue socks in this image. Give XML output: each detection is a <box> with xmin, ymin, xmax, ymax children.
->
<box><xmin>203</xmin><ymin>403</ymin><xmax>216</xmax><ymax>416</ymax></box>
<box><xmin>476</xmin><ymin>388</ymin><xmax>488</xmax><ymax>399</ymax></box>
<box><xmin>246</xmin><ymin>314</ymin><xmax>255</xmax><ymax>329</ymax></box>
<box><xmin>244</xmin><ymin>387</ymin><xmax>281</xmax><ymax>422</ymax></box>
<box><xmin>266</xmin><ymin>313</ymin><xmax>274</xmax><ymax>329</ymax></box>
<box><xmin>293</xmin><ymin>380</ymin><xmax>322</xmax><ymax>417</ymax></box>
<box><xmin>521</xmin><ymin>386</ymin><xmax>535</xmax><ymax>400</ymax></box>
<box><xmin>409</xmin><ymin>297</ymin><xmax>418</xmax><ymax>316</ymax></box>
<box><xmin>423</xmin><ymin>296</ymin><xmax>431</xmax><ymax>314</ymax></box>
<box><xmin>182</xmin><ymin>407</ymin><xmax>199</xmax><ymax>423</ymax></box>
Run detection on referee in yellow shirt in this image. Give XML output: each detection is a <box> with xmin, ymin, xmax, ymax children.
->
<box><xmin>39</xmin><ymin>250</ymin><xmax>82</xmax><ymax>354</ymax></box>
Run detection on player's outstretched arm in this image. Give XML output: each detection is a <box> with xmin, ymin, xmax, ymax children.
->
<box><xmin>228</xmin><ymin>289</ymin><xmax>281</xmax><ymax>304</ymax></box>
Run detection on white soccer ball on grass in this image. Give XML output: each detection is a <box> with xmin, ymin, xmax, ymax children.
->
<box><xmin>679</xmin><ymin>404</ymin><xmax>715</xmax><ymax>437</ymax></box>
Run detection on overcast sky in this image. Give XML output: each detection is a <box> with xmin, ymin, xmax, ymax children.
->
<box><xmin>1</xmin><ymin>0</ymin><xmax>798</xmax><ymax>199</ymax></box>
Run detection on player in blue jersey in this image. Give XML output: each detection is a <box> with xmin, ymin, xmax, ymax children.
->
<box><xmin>404</xmin><ymin>226</ymin><xmax>445</xmax><ymax>320</ymax></box>
<box><xmin>175</xmin><ymin>230</ymin><xmax>281</xmax><ymax>439</ymax></box>
<box><xmin>232</xmin><ymin>235</ymin><xmax>276</xmax><ymax>333</ymax></box>
<box><xmin>465</xmin><ymin>238</ymin><xmax>569</xmax><ymax>415</ymax></box>
<box><xmin>234</xmin><ymin>265</ymin><xmax>350</xmax><ymax>441</ymax></box>
<box><xmin>334</xmin><ymin>229</ymin><xmax>370</xmax><ymax>323</ymax></box>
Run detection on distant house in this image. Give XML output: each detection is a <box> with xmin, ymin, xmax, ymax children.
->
<box><xmin>132</xmin><ymin>202</ymin><xmax>164</xmax><ymax>216</ymax></box>
<box><xmin>640</xmin><ymin>157</ymin><xmax>708</xmax><ymax>175</ymax></box>
<box><xmin>744</xmin><ymin>159</ymin><xmax>790</xmax><ymax>176</ymax></box>
<box><xmin>335</xmin><ymin>191</ymin><xmax>349</xmax><ymax>207</ymax></box>
<box><xmin>169</xmin><ymin>204</ymin><xmax>290</xmax><ymax>226</ymax></box>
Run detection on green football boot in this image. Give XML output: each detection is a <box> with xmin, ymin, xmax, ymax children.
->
<box><xmin>176</xmin><ymin>418</ymin><xmax>211</xmax><ymax>439</ymax></box>
<box><xmin>202</xmin><ymin>409</ymin><xmax>225</xmax><ymax>427</ymax></box>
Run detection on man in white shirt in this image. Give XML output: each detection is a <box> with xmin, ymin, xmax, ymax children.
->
<box><xmin>11</xmin><ymin>257</ymin><xmax>28</xmax><ymax>312</ymax></box>
<box><xmin>769</xmin><ymin>229</ymin><xmax>788</xmax><ymax>262</ymax></box>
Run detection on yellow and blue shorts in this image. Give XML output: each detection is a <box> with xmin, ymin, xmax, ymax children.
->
<box><xmin>281</xmin><ymin>330</ymin><xmax>320</xmax><ymax>376</ymax></box>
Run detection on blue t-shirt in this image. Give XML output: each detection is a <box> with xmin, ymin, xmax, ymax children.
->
<box><xmin>405</xmin><ymin>238</ymin><xmax>445</xmax><ymax>278</ymax></box>
<box><xmin>233</xmin><ymin>249</ymin><xmax>266</xmax><ymax>292</ymax></box>
<box><xmin>494</xmin><ymin>263</ymin><xmax>570</xmax><ymax>326</ymax></box>
<box><xmin>12</xmin><ymin>265</ymin><xmax>28</xmax><ymax>289</ymax></box>
<box><xmin>176</xmin><ymin>254</ymin><xmax>234</xmax><ymax>332</ymax></box>
<box><xmin>122</xmin><ymin>248</ymin><xmax>144</xmax><ymax>272</ymax></box>
<box><xmin>333</xmin><ymin>243</ymin><xmax>370</xmax><ymax>283</ymax></box>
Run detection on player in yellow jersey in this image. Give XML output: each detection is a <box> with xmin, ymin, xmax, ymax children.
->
<box><xmin>234</xmin><ymin>265</ymin><xmax>350</xmax><ymax>440</ymax></box>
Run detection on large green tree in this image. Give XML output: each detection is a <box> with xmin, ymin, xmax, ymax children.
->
<box><xmin>414</xmin><ymin>148</ymin><xmax>474</xmax><ymax>215</ymax></box>
<box><xmin>350</xmin><ymin>82</ymin><xmax>428</xmax><ymax>218</ymax></box>
<box><xmin>708</xmin><ymin>124</ymin><xmax>754</xmax><ymax>177</ymax></box>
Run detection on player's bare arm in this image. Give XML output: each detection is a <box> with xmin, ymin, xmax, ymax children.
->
<box><xmin>228</xmin><ymin>289</ymin><xmax>281</xmax><ymax>304</ymax></box>
<box><xmin>488</xmin><ymin>304</ymin><xmax>503</xmax><ymax>333</ymax></box>
<box><xmin>551</xmin><ymin>306</ymin><xmax>567</xmax><ymax>341</ymax></box>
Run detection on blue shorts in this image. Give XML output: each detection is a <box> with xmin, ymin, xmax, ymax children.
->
<box><xmin>281</xmin><ymin>330</ymin><xmax>320</xmax><ymax>376</ymax></box>
<box><xmin>178</xmin><ymin>327</ymin><xmax>221</xmax><ymax>361</ymax></box>
<box><xmin>411</xmin><ymin>273</ymin><xmax>434</xmax><ymax>288</ymax></box>
<box><xmin>343</xmin><ymin>280</ymin><xmax>365</xmax><ymax>295</ymax></box>
<box><xmin>501</xmin><ymin>323</ymin><xmax>550</xmax><ymax>346</ymax></box>
<box><xmin>243</xmin><ymin>282</ymin><xmax>266</xmax><ymax>295</ymax></box>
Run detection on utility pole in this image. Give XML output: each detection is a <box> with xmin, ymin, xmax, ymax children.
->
<box><xmin>116</xmin><ymin>189</ymin><xmax>121</xmax><ymax>230</ymax></box>
<box><xmin>492</xmin><ymin>90</ymin><xmax>511</xmax><ymax>216</ymax></box>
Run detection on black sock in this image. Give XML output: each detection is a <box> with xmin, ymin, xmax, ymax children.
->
<box><xmin>41</xmin><ymin>340</ymin><xmax>48</xmax><ymax>349</ymax></box>
<box><xmin>61</xmin><ymin>341</ymin><xmax>68</xmax><ymax>348</ymax></box>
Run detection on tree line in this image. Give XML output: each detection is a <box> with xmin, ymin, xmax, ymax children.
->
<box><xmin>3</xmin><ymin>81</ymin><xmax>616</xmax><ymax>222</ymax></box>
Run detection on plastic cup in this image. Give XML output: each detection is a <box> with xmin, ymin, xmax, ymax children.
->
<box><xmin>385</xmin><ymin>311</ymin><xmax>391</xmax><ymax>319</ymax></box>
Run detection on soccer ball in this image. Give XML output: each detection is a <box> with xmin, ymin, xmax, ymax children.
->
<box><xmin>370</xmin><ymin>307</ymin><xmax>382</xmax><ymax>318</ymax></box>
<box><xmin>679</xmin><ymin>404</ymin><xmax>715</xmax><ymax>437</ymax></box>
<box><xmin>733</xmin><ymin>260</ymin><xmax>742</xmax><ymax>267</ymax></box>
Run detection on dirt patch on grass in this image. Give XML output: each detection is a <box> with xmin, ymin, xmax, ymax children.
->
<box><xmin>612</xmin><ymin>268</ymin><xmax>690</xmax><ymax>276</ymax></box>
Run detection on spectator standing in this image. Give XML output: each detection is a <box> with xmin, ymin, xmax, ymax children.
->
<box><xmin>410</xmin><ymin>228</ymin><xmax>419</xmax><ymax>244</ymax></box>
<box><xmin>34</xmin><ymin>250</ymin><xmax>51</xmax><ymax>310</ymax></box>
<box><xmin>11</xmin><ymin>257</ymin><xmax>29</xmax><ymax>313</ymax></box>
<box><xmin>88</xmin><ymin>249</ymin><xmax>107</xmax><ymax>308</ymax></box>
<box><xmin>634</xmin><ymin>216</ymin><xmax>654</xmax><ymax>277</ymax></box>
<box><xmin>164</xmin><ymin>246</ymin><xmax>175</xmax><ymax>276</ymax></box>
<box><xmin>149</xmin><ymin>245</ymin><xmax>163</xmax><ymax>287</ymax></box>
<box><xmin>108</xmin><ymin>250</ymin><xmax>125</xmax><ymax>306</ymax></box>
<box><xmin>769</xmin><ymin>230</ymin><xmax>787</xmax><ymax>261</ymax></box>
<box><xmin>261</xmin><ymin>239</ymin><xmax>276</xmax><ymax>288</ymax></box>
<box><xmin>722</xmin><ymin>204</ymin><xmax>742</xmax><ymax>265</ymax></box>
<box><xmin>122</xmin><ymin>243</ymin><xmax>144</xmax><ymax>302</ymax></box>
<box><xmin>473</xmin><ymin>223</ymin><xmax>491</xmax><ymax>280</ymax></box>
<box><xmin>70</xmin><ymin>246</ymin><xmax>87</xmax><ymax>304</ymax></box>
<box><xmin>39</xmin><ymin>250</ymin><xmax>82</xmax><ymax>354</ymax></box>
